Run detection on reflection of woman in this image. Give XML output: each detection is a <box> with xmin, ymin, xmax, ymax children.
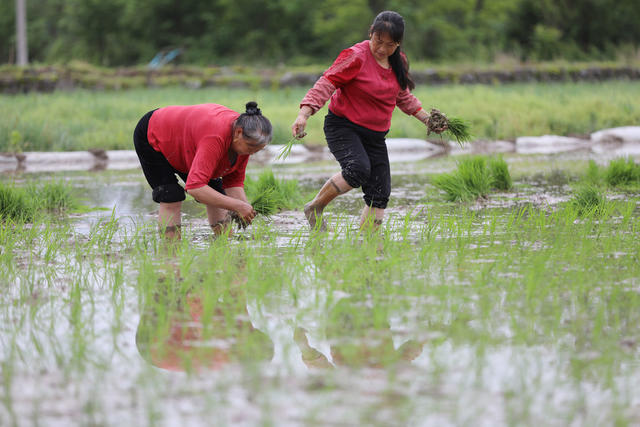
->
<box><xmin>136</xmin><ymin>274</ymin><xmax>273</xmax><ymax>371</ymax></box>
<box><xmin>291</xmin><ymin>11</ymin><xmax>446</xmax><ymax>231</ymax></box>
<box><xmin>294</xmin><ymin>298</ymin><xmax>423</xmax><ymax>369</ymax></box>
<box><xmin>133</xmin><ymin>102</ymin><xmax>272</xmax><ymax>238</ymax></box>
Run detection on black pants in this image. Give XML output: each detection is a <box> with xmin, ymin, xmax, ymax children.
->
<box><xmin>133</xmin><ymin>110</ymin><xmax>224</xmax><ymax>203</ymax></box>
<box><xmin>324</xmin><ymin>111</ymin><xmax>390</xmax><ymax>209</ymax></box>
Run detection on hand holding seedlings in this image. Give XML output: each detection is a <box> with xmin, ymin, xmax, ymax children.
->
<box><xmin>426</xmin><ymin>108</ymin><xmax>473</xmax><ymax>146</ymax></box>
<box><xmin>276</xmin><ymin>132</ymin><xmax>306</xmax><ymax>161</ymax></box>
<box><xmin>280</xmin><ymin>109</ymin><xmax>311</xmax><ymax>160</ymax></box>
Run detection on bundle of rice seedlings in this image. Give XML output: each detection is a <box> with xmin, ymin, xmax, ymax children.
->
<box><xmin>457</xmin><ymin>156</ymin><xmax>492</xmax><ymax>198</ymax></box>
<box><xmin>250</xmin><ymin>187</ymin><xmax>279</xmax><ymax>216</ymax></box>
<box><xmin>232</xmin><ymin>170</ymin><xmax>303</xmax><ymax>228</ymax></box>
<box><xmin>432</xmin><ymin>173</ymin><xmax>474</xmax><ymax>202</ymax></box>
<box><xmin>604</xmin><ymin>157</ymin><xmax>640</xmax><ymax>187</ymax></box>
<box><xmin>570</xmin><ymin>184</ymin><xmax>607</xmax><ymax>216</ymax></box>
<box><xmin>488</xmin><ymin>155</ymin><xmax>512</xmax><ymax>191</ymax></box>
<box><xmin>432</xmin><ymin>155</ymin><xmax>513</xmax><ymax>202</ymax></box>
<box><xmin>232</xmin><ymin>188</ymin><xmax>278</xmax><ymax>229</ymax></box>
<box><xmin>427</xmin><ymin>108</ymin><xmax>473</xmax><ymax>146</ymax></box>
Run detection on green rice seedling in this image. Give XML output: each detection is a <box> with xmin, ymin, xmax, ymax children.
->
<box><xmin>432</xmin><ymin>172</ymin><xmax>473</xmax><ymax>202</ymax></box>
<box><xmin>275</xmin><ymin>134</ymin><xmax>306</xmax><ymax>161</ymax></box>
<box><xmin>432</xmin><ymin>155</ymin><xmax>513</xmax><ymax>201</ymax></box>
<box><xmin>0</xmin><ymin>181</ymin><xmax>36</xmax><ymax>221</ymax></box>
<box><xmin>457</xmin><ymin>157</ymin><xmax>492</xmax><ymax>198</ymax></box>
<box><xmin>250</xmin><ymin>187</ymin><xmax>279</xmax><ymax>216</ymax></box>
<box><xmin>488</xmin><ymin>155</ymin><xmax>512</xmax><ymax>191</ymax></box>
<box><xmin>432</xmin><ymin>156</ymin><xmax>492</xmax><ymax>201</ymax></box>
<box><xmin>0</xmin><ymin>180</ymin><xmax>81</xmax><ymax>221</ymax></box>
<box><xmin>570</xmin><ymin>184</ymin><xmax>607</xmax><ymax>216</ymax></box>
<box><xmin>604</xmin><ymin>157</ymin><xmax>640</xmax><ymax>187</ymax></box>
<box><xmin>245</xmin><ymin>169</ymin><xmax>302</xmax><ymax>213</ymax></box>
<box><xmin>427</xmin><ymin>108</ymin><xmax>473</xmax><ymax>146</ymax></box>
<box><xmin>232</xmin><ymin>169</ymin><xmax>302</xmax><ymax>228</ymax></box>
<box><xmin>585</xmin><ymin>160</ymin><xmax>601</xmax><ymax>185</ymax></box>
<box><xmin>28</xmin><ymin>180</ymin><xmax>79</xmax><ymax>212</ymax></box>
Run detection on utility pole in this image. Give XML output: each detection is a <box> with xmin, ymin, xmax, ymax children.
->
<box><xmin>16</xmin><ymin>0</ymin><xmax>28</xmax><ymax>66</ymax></box>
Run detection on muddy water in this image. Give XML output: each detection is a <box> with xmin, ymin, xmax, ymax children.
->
<box><xmin>2</xmin><ymin>149</ymin><xmax>640</xmax><ymax>426</ymax></box>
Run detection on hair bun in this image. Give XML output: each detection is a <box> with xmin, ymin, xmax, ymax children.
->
<box><xmin>245</xmin><ymin>101</ymin><xmax>261</xmax><ymax>116</ymax></box>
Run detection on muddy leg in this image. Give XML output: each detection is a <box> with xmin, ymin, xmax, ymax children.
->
<box><xmin>207</xmin><ymin>205</ymin><xmax>233</xmax><ymax>237</ymax></box>
<box><xmin>159</xmin><ymin>201</ymin><xmax>182</xmax><ymax>239</ymax></box>
<box><xmin>304</xmin><ymin>172</ymin><xmax>352</xmax><ymax>231</ymax></box>
<box><xmin>359</xmin><ymin>205</ymin><xmax>385</xmax><ymax>230</ymax></box>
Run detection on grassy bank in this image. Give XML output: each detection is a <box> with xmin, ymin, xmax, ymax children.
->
<box><xmin>1</xmin><ymin>81</ymin><xmax>639</xmax><ymax>152</ymax></box>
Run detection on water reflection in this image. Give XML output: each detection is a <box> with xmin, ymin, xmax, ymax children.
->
<box><xmin>294</xmin><ymin>297</ymin><xmax>424</xmax><ymax>369</ymax></box>
<box><xmin>135</xmin><ymin>264</ymin><xmax>274</xmax><ymax>372</ymax></box>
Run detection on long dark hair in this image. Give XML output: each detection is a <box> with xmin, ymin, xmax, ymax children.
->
<box><xmin>233</xmin><ymin>101</ymin><xmax>272</xmax><ymax>145</ymax></box>
<box><xmin>370</xmin><ymin>11</ymin><xmax>415</xmax><ymax>91</ymax></box>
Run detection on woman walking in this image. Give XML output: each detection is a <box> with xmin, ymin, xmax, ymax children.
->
<box><xmin>134</xmin><ymin>102</ymin><xmax>272</xmax><ymax>238</ymax></box>
<box><xmin>291</xmin><ymin>11</ymin><xmax>445</xmax><ymax>231</ymax></box>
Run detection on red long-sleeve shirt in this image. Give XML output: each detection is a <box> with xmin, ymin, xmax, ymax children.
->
<box><xmin>147</xmin><ymin>104</ymin><xmax>249</xmax><ymax>190</ymax></box>
<box><xmin>300</xmin><ymin>40</ymin><xmax>422</xmax><ymax>132</ymax></box>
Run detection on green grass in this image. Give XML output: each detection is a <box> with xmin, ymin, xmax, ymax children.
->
<box><xmin>1</xmin><ymin>81</ymin><xmax>639</xmax><ymax>151</ymax></box>
<box><xmin>432</xmin><ymin>155</ymin><xmax>512</xmax><ymax>201</ymax></box>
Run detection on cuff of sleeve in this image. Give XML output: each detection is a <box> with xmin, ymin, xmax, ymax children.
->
<box><xmin>412</xmin><ymin>107</ymin><xmax>424</xmax><ymax>116</ymax></box>
<box><xmin>299</xmin><ymin>103</ymin><xmax>320</xmax><ymax>115</ymax></box>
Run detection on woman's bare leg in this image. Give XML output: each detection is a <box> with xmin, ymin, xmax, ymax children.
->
<box><xmin>207</xmin><ymin>205</ymin><xmax>233</xmax><ymax>236</ymax></box>
<box><xmin>159</xmin><ymin>201</ymin><xmax>182</xmax><ymax>238</ymax></box>
<box><xmin>304</xmin><ymin>172</ymin><xmax>352</xmax><ymax>231</ymax></box>
<box><xmin>359</xmin><ymin>205</ymin><xmax>385</xmax><ymax>230</ymax></box>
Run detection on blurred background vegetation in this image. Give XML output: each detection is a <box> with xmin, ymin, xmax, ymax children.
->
<box><xmin>1</xmin><ymin>0</ymin><xmax>640</xmax><ymax>67</ymax></box>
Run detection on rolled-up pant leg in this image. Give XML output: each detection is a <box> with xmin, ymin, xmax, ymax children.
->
<box><xmin>360</xmin><ymin>140</ymin><xmax>390</xmax><ymax>209</ymax></box>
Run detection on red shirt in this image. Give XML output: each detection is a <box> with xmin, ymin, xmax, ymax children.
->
<box><xmin>147</xmin><ymin>104</ymin><xmax>249</xmax><ymax>190</ymax></box>
<box><xmin>301</xmin><ymin>40</ymin><xmax>422</xmax><ymax>132</ymax></box>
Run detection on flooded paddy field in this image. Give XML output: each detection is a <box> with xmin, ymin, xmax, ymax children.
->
<box><xmin>1</xmin><ymin>148</ymin><xmax>640</xmax><ymax>426</ymax></box>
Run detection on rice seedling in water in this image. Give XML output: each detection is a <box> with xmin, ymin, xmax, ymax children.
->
<box><xmin>0</xmin><ymin>182</ymin><xmax>36</xmax><ymax>221</ymax></box>
<box><xmin>29</xmin><ymin>180</ymin><xmax>79</xmax><ymax>212</ymax></box>
<box><xmin>0</xmin><ymin>179</ymin><xmax>81</xmax><ymax>221</ymax></box>
<box><xmin>604</xmin><ymin>157</ymin><xmax>640</xmax><ymax>187</ymax></box>
<box><xmin>570</xmin><ymin>184</ymin><xmax>608</xmax><ymax>216</ymax></box>
<box><xmin>585</xmin><ymin>159</ymin><xmax>601</xmax><ymax>185</ymax></box>
<box><xmin>488</xmin><ymin>155</ymin><xmax>512</xmax><ymax>191</ymax></box>
<box><xmin>433</xmin><ymin>156</ymin><xmax>510</xmax><ymax>201</ymax></box>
